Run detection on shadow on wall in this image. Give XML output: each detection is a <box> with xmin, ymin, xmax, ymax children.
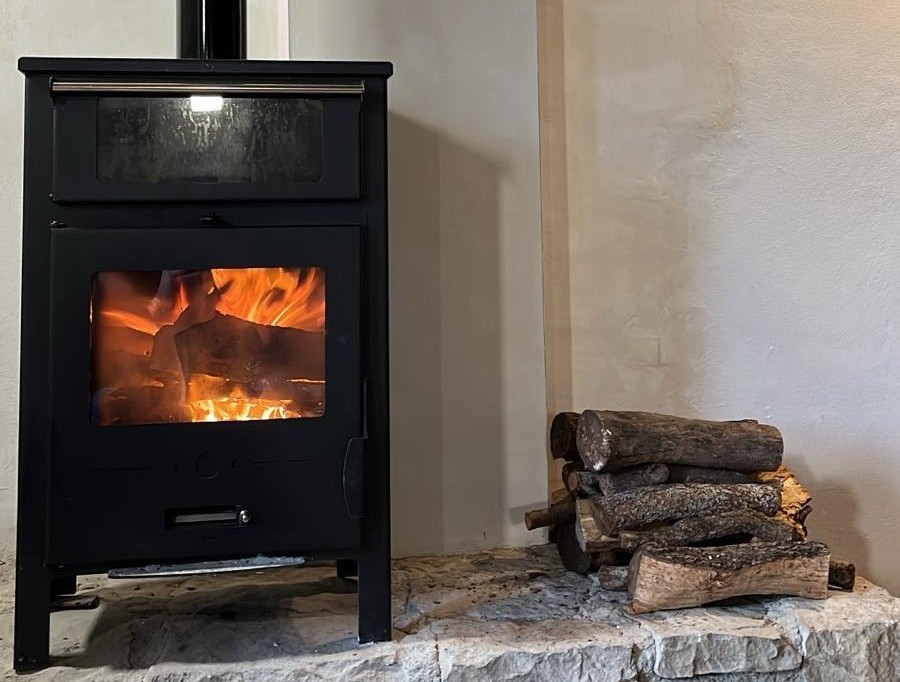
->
<box><xmin>790</xmin><ymin>449</ymin><xmax>896</xmax><ymax>592</ymax></box>
<box><xmin>387</xmin><ymin>113</ymin><xmax>505</xmax><ymax>556</ymax></box>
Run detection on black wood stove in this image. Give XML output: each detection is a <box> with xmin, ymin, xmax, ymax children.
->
<box><xmin>15</xmin><ymin>1</ymin><xmax>392</xmax><ymax>670</ymax></box>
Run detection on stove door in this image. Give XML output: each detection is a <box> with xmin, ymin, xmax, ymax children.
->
<box><xmin>46</xmin><ymin>225</ymin><xmax>362</xmax><ymax>566</ymax></box>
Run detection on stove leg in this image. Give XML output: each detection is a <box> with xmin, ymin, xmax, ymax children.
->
<box><xmin>51</xmin><ymin>574</ymin><xmax>77</xmax><ymax>597</ymax></box>
<box><xmin>357</xmin><ymin>553</ymin><xmax>391</xmax><ymax>643</ymax></box>
<box><xmin>14</xmin><ymin>566</ymin><xmax>51</xmax><ymax>671</ymax></box>
<box><xmin>337</xmin><ymin>559</ymin><xmax>358</xmax><ymax>579</ymax></box>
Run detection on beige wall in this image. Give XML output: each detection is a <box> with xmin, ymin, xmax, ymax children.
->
<box><xmin>542</xmin><ymin>0</ymin><xmax>900</xmax><ymax>593</ymax></box>
<box><xmin>290</xmin><ymin>1</ymin><xmax>548</xmax><ymax>555</ymax></box>
<box><xmin>0</xmin><ymin>1</ymin><xmax>285</xmax><ymax>546</ymax></box>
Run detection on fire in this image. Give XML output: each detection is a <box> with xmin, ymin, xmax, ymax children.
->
<box><xmin>211</xmin><ymin>268</ymin><xmax>325</xmax><ymax>331</ymax></box>
<box><xmin>91</xmin><ymin>267</ymin><xmax>326</xmax><ymax>425</ymax></box>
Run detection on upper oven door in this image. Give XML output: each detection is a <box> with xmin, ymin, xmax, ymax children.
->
<box><xmin>51</xmin><ymin>79</ymin><xmax>362</xmax><ymax>203</ymax></box>
<box><xmin>46</xmin><ymin>225</ymin><xmax>362</xmax><ymax>566</ymax></box>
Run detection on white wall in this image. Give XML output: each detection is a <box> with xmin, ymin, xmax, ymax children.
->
<box><xmin>543</xmin><ymin>0</ymin><xmax>900</xmax><ymax>593</ymax></box>
<box><xmin>0</xmin><ymin>1</ymin><xmax>285</xmax><ymax>548</ymax></box>
<box><xmin>290</xmin><ymin>1</ymin><xmax>547</xmax><ymax>555</ymax></box>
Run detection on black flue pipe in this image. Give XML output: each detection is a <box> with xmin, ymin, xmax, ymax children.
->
<box><xmin>178</xmin><ymin>0</ymin><xmax>247</xmax><ymax>59</ymax></box>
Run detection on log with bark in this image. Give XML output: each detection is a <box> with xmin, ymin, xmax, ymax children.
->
<box><xmin>828</xmin><ymin>560</ymin><xmax>856</xmax><ymax>591</ymax></box>
<box><xmin>576</xmin><ymin>411</ymin><xmax>783</xmax><ymax>472</ymax></box>
<box><xmin>550</xmin><ymin>412</ymin><xmax>581</xmax><ymax>462</ymax></box>
<box><xmin>588</xmin><ymin>483</ymin><xmax>780</xmax><ymax>536</ymax></box>
<box><xmin>566</xmin><ymin>470</ymin><xmax>602</xmax><ymax>498</ymax></box>
<box><xmin>666</xmin><ymin>465</ymin><xmax>754</xmax><ymax>485</ymax></box>
<box><xmin>628</xmin><ymin>541</ymin><xmax>830</xmax><ymax>614</ymax></box>
<box><xmin>556</xmin><ymin>523</ymin><xmax>601</xmax><ymax>574</ymax></box>
<box><xmin>525</xmin><ymin>500</ymin><xmax>575</xmax><ymax>531</ymax></box>
<box><xmin>617</xmin><ymin>510</ymin><xmax>798</xmax><ymax>552</ymax></box>
<box><xmin>574</xmin><ymin>499</ymin><xmax>619</xmax><ymax>553</ymax></box>
<box><xmin>597</xmin><ymin>463</ymin><xmax>669</xmax><ymax>496</ymax></box>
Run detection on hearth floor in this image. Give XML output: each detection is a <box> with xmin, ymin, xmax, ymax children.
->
<box><xmin>0</xmin><ymin>546</ymin><xmax>897</xmax><ymax>681</ymax></box>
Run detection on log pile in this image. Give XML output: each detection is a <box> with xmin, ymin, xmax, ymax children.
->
<box><xmin>527</xmin><ymin>410</ymin><xmax>852</xmax><ymax>613</ymax></box>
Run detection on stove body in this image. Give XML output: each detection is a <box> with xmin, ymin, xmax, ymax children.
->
<box><xmin>15</xmin><ymin>57</ymin><xmax>392</xmax><ymax>670</ymax></box>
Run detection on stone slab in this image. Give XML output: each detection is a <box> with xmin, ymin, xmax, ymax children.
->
<box><xmin>0</xmin><ymin>546</ymin><xmax>897</xmax><ymax>680</ymax></box>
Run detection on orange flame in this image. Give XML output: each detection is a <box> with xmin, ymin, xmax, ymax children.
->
<box><xmin>92</xmin><ymin>267</ymin><xmax>326</xmax><ymax>425</ymax></box>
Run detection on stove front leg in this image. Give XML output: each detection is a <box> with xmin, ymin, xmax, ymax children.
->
<box><xmin>14</xmin><ymin>564</ymin><xmax>51</xmax><ymax>672</ymax></box>
<box><xmin>337</xmin><ymin>558</ymin><xmax>358</xmax><ymax>579</ymax></box>
<box><xmin>357</xmin><ymin>552</ymin><xmax>391</xmax><ymax>643</ymax></box>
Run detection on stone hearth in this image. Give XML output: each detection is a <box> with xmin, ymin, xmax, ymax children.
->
<box><xmin>0</xmin><ymin>546</ymin><xmax>897</xmax><ymax>680</ymax></box>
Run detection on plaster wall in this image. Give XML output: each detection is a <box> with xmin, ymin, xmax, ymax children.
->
<box><xmin>541</xmin><ymin>0</ymin><xmax>900</xmax><ymax>593</ymax></box>
<box><xmin>290</xmin><ymin>1</ymin><xmax>548</xmax><ymax>555</ymax></box>
<box><xmin>0</xmin><ymin>1</ymin><xmax>286</xmax><ymax>546</ymax></box>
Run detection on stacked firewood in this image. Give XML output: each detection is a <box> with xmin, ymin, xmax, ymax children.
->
<box><xmin>526</xmin><ymin>410</ymin><xmax>855</xmax><ymax>613</ymax></box>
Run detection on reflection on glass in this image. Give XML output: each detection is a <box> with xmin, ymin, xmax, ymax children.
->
<box><xmin>90</xmin><ymin>267</ymin><xmax>326</xmax><ymax>426</ymax></box>
<box><xmin>97</xmin><ymin>97</ymin><xmax>323</xmax><ymax>183</ymax></box>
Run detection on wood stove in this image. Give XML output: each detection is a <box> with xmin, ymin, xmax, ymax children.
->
<box><xmin>14</xmin><ymin>6</ymin><xmax>392</xmax><ymax>670</ymax></box>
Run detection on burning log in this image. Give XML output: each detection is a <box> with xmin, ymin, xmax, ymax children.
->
<box><xmin>576</xmin><ymin>411</ymin><xmax>783</xmax><ymax>472</ymax></box>
<box><xmin>525</xmin><ymin>500</ymin><xmax>575</xmax><ymax>531</ymax></box>
<box><xmin>597</xmin><ymin>463</ymin><xmax>669</xmax><ymax>496</ymax></box>
<box><xmin>566</xmin><ymin>470</ymin><xmax>602</xmax><ymax>497</ymax></box>
<box><xmin>171</xmin><ymin>312</ymin><xmax>325</xmax><ymax>384</ymax></box>
<box><xmin>574</xmin><ymin>499</ymin><xmax>619</xmax><ymax>553</ymax></box>
<box><xmin>617</xmin><ymin>510</ymin><xmax>797</xmax><ymax>552</ymax></box>
<box><xmin>666</xmin><ymin>465</ymin><xmax>754</xmax><ymax>485</ymax></box>
<box><xmin>828</xmin><ymin>560</ymin><xmax>856</xmax><ymax>591</ymax></box>
<box><xmin>550</xmin><ymin>412</ymin><xmax>581</xmax><ymax>462</ymax></box>
<box><xmin>628</xmin><ymin>541</ymin><xmax>830</xmax><ymax>614</ymax></box>
<box><xmin>587</xmin><ymin>483</ymin><xmax>780</xmax><ymax>536</ymax></box>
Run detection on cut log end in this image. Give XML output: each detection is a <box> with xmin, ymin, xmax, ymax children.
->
<box><xmin>828</xmin><ymin>560</ymin><xmax>856</xmax><ymax>591</ymax></box>
<box><xmin>525</xmin><ymin>500</ymin><xmax>575</xmax><ymax>531</ymax></box>
<box><xmin>550</xmin><ymin>412</ymin><xmax>581</xmax><ymax>461</ymax></box>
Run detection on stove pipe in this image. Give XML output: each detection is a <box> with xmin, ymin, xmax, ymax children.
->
<box><xmin>178</xmin><ymin>0</ymin><xmax>247</xmax><ymax>59</ymax></box>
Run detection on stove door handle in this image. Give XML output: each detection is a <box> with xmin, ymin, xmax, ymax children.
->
<box><xmin>343</xmin><ymin>436</ymin><xmax>366</xmax><ymax>519</ymax></box>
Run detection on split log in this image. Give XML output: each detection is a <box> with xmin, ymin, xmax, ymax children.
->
<box><xmin>550</xmin><ymin>487</ymin><xmax>571</xmax><ymax>505</ymax></box>
<box><xmin>574</xmin><ymin>499</ymin><xmax>619</xmax><ymax>553</ymax></box>
<box><xmin>567</xmin><ymin>470</ymin><xmax>602</xmax><ymax>497</ymax></box>
<box><xmin>550</xmin><ymin>412</ymin><xmax>581</xmax><ymax>462</ymax></box>
<box><xmin>666</xmin><ymin>465</ymin><xmax>754</xmax><ymax>485</ymax></box>
<box><xmin>754</xmin><ymin>466</ymin><xmax>812</xmax><ymax>539</ymax></box>
<box><xmin>525</xmin><ymin>500</ymin><xmax>575</xmax><ymax>531</ymax></box>
<box><xmin>596</xmin><ymin>566</ymin><xmax>629</xmax><ymax>592</ymax></box>
<box><xmin>561</xmin><ymin>461</ymin><xmax>586</xmax><ymax>493</ymax></box>
<box><xmin>171</xmin><ymin>313</ymin><xmax>325</xmax><ymax>384</ymax></box>
<box><xmin>556</xmin><ymin>523</ymin><xmax>600</xmax><ymax>574</ymax></box>
<box><xmin>576</xmin><ymin>410</ymin><xmax>783</xmax><ymax>472</ymax></box>
<box><xmin>617</xmin><ymin>510</ymin><xmax>798</xmax><ymax>552</ymax></box>
<box><xmin>597</xmin><ymin>463</ymin><xmax>669</xmax><ymax>496</ymax></box>
<box><xmin>628</xmin><ymin>541</ymin><xmax>830</xmax><ymax>614</ymax></box>
<box><xmin>588</xmin><ymin>483</ymin><xmax>780</xmax><ymax>536</ymax></box>
<box><xmin>828</xmin><ymin>560</ymin><xmax>856</xmax><ymax>591</ymax></box>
